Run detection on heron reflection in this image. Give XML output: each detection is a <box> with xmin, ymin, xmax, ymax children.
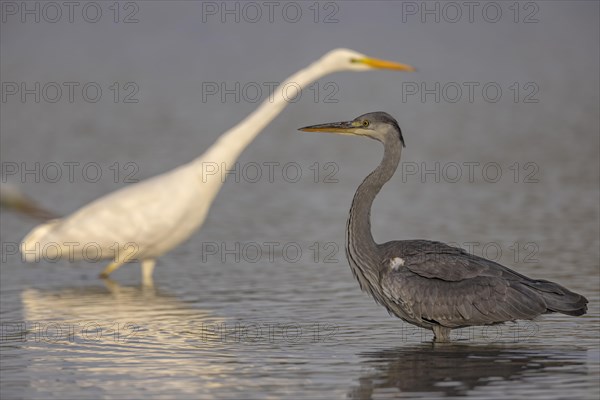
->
<box><xmin>349</xmin><ymin>344</ymin><xmax>587</xmax><ymax>399</ymax></box>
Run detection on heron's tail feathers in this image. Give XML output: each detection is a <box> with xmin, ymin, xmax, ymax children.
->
<box><xmin>526</xmin><ymin>279</ymin><xmax>588</xmax><ymax>316</ymax></box>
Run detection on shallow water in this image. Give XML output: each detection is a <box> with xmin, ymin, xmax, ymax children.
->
<box><xmin>1</xmin><ymin>2</ymin><xmax>599</xmax><ymax>399</ymax></box>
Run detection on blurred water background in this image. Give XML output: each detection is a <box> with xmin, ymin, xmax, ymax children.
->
<box><xmin>1</xmin><ymin>1</ymin><xmax>598</xmax><ymax>399</ymax></box>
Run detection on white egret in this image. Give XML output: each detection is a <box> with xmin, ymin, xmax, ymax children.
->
<box><xmin>20</xmin><ymin>49</ymin><xmax>415</xmax><ymax>283</ymax></box>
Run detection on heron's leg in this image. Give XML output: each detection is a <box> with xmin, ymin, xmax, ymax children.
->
<box><xmin>141</xmin><ymin>259</ymin><xmax>156</xmax><ymax>286</ymax></box>
<box><xmin>99</xmin><ymin>260</ymin><xmax>124</xmax><ymax>279</ymax></box>
<box><xmin>432</xmin><ymin>326</ymin><xmax>451</xmax><ymax>342</ymax></box>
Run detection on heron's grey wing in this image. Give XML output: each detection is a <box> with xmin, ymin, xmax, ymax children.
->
<box><xmin>380</xmin><ymin>240</ymin><xmax>548</xmax><ymax>327</ymax></box>
<box><xmin>380</xmin><ymin>239</ymin><xmax>516</xmax><ymax>281</ymax></box>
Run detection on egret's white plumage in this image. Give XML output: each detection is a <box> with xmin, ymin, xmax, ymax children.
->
<box><xmin>20</xmin><ymin>49</ymin><xmax>415</xmax><ymax>282</ymax></box>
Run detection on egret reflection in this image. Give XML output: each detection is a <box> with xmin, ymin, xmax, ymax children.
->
<box><xmin>15</xmin><ymin>283</ymin><xmax>241</xmax><ymax>396</ymax></box>
<box><xmin>19</xmin><ymin>281</ymin><xmax>227</xmax><ymax>350</ymax></box>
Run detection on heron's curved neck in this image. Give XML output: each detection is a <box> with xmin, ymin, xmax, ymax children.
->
<box><xmin>193</xmin><ymin>58</ymin><xmax>339</xmax><ymax>168</ymax></box>
<box><xmin>347</xmin><ymin>137</ymin><xmax>402</xmax><ymax>257</ymax></box>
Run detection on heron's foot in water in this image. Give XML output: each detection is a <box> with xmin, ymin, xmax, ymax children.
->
<box><xmin>432</xmin><ymin>326</ymin><xmax>451</xmax><ymax>343</ymax></box>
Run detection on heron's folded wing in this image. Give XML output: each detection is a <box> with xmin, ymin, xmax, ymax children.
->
<box><xmin>382</xmin><ymin>240</ymin><xmax>502</xmax><ymax>281</ymax></box>
<box><xmin>381</xmin><ymin>241</ymin><xmax>547</xmax><ymax>326</ymax></box>
<box><xmin>385</xmin><ymin>273</ymin><xmax>547</xmax><ymax>327</ymax></box>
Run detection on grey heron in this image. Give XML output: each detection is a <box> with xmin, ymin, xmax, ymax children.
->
<box><xmin>299</xmin><ymin>112</ymin><xmax>588</xmax><ymax>342</ymax></box>
<box><xmin>19</xmin><ymin>50</ymin><xmax>414</xmax><ymax>283</ymax></box>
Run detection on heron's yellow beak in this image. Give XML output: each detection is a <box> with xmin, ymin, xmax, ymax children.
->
<box><xmin>354</xmin><ymin>57</ymin><xmax>416</xmax><ymax>72</ymax></box>
<box><xmin>298</xmin><ymin>120</ymin><xmax>363</xmax><ymax>136</ymax></box>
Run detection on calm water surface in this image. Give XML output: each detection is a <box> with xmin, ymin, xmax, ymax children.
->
<box><xmin>1</xmin><ymin>2</ymin><xmax>599</xmax><ymax>399</ymax></box>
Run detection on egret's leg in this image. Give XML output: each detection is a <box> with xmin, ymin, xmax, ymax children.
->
<box><xmin>99</xmin><ymin>260</ymin><xmax>124</xmax><ymax>279</ymax></box>
<box><xmin>102</xmin><ymin>278</ymin><xmax>121</xmax><ymax>293</ymax></box>
<box><xmin>141</xmin><ymin>259</ymin><xmax>156</xmax><ymax>286</ymax></box>
<box><xmin>432</xmin><ymin>326</ymin><xmax>451</xmax><ymax>342</ymax></box>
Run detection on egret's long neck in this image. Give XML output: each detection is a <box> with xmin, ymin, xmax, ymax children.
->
<box><xmin>346</xmin><ymin>136</ymin><xmax>402</xmax><ymax>267</ymax></box>
<box><xmin>193</xmin><ymin>58</ymin><xmax>338</xmax><ymax>169</ymax></box>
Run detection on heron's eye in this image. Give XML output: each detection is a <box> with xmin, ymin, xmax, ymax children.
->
<box><xmin>362</xmin><ymin>120</ymin><xmax>370</xmax><ymax>127</ymax></box>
